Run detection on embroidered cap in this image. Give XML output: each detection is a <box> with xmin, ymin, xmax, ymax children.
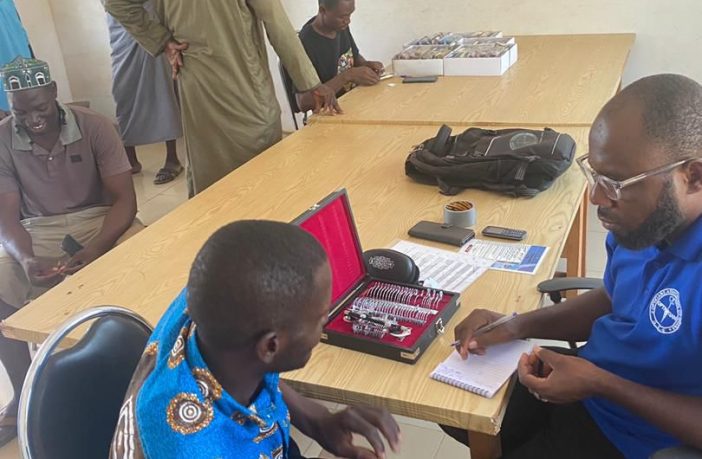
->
<box><xmin>0</xmin><ymin>56</ymin><xmax>52</xmax><ymax>92</ymax></box>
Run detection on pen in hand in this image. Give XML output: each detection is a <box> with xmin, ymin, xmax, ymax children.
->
<box><xmin>450</xmin><ymin>312</ymin><xmax>519</xmax><ymax>349</ymax></box>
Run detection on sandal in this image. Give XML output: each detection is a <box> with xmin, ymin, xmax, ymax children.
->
<box><xmin>153</xmin><ymin>164</ymin><xmax>184</xmax><ymax>185</ymax></box>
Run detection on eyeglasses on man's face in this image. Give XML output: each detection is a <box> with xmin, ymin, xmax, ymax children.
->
<box><xmin>576</xmin><ymin>154</ymin><xmax>693</xmax><ymax>201</ymax></box>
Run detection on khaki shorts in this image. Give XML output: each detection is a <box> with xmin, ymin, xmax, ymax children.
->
<box><xmin>0</xmin><ymin>207</ymin><xmax>143</xmax><ymax>308</ymax></box>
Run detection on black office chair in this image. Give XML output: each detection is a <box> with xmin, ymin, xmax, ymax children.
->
<box><xmin>17</xmin><ymin>306</ymin><xmax>152</xmax><ymax>459</ymax></box>
<box><xmin>537</xmin><ymin>276</ymin><xmax>604</xmax><ymax>305</ymax></box>
<box><xmin>537</xmin><ymin>278</ymin><xmax>702</xmax><ymax>459</ymax></box>
<box><xmin>278</xmin><ymin>59</ymin><xmax>308</xmax><ymax>130</ymax></box>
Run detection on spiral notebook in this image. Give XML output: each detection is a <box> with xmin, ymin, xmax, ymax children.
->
<box><xmin>430</xmin><ymin>340</ymin><xmax>534</xmax><ymax>398</ymax></box>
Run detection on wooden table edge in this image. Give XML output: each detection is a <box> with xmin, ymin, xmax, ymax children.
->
<box><xmin>282</xmin><ymin>377</ymin><xmax>508</xmax><ymax>436</ymax></box>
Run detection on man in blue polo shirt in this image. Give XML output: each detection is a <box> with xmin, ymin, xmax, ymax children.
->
<box><xmin>446</xmin><ymin>73</ymin><xmax>702</xmax><ymax>459</ymax></box>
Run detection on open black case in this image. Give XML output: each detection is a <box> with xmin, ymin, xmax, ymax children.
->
<box><xmin>292</xmin><ymin>189</ymin><xmax>461</xmax><ymax>364</ymax></box>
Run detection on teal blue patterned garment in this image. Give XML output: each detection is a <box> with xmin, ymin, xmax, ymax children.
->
<box><xmin>110</xmin><ymin>289</ymin><xmax>292</xmax><ymax>459</ymax></box>
<box><xmin>0</xmin><ymin>0</ymin><xmax>31</xmax><ymax>111</ymax></box>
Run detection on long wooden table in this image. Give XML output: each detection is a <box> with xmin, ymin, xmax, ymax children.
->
<box><xmin>310</xmin><ymin>33</ymin><xmax>632</xmax><ymax>283</ymax></box>
<box><xmin>313</xmin><ymin>34</ymin><xmax>634</xmax><ymax>128</ymax></box>
<box><xmin>2</xmin><ymin>123</ymin><xmax>588</xmax><ymax>458</ymax></box>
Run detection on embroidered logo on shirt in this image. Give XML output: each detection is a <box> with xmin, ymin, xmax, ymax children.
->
<box><xmin>649</xmin><ymin>288</ymin><xmax>682</xmax><ymax>334</ymax></box>
<box><xmin>70</xmin><ymin>154</ymin><xmax>82</xmax><ymax>163</ymax></box>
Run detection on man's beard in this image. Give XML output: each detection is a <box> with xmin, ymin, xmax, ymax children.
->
<box><xmin>611</xmin><ymin>178</ymin><xmax>685</xmax><ymax>250</ymax></box>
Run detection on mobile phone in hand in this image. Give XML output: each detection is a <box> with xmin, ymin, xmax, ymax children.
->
<box><xmin>61</xmin><ymin>234</ymin><xmax>84</xmax><ymax>257</ymax></box>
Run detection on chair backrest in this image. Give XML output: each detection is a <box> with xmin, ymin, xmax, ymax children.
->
<box><xmin>18</xmin><ymin>306</ymin><xmax>152</xmax><ymax>459</ymax></box>
<box><xmin>278</xmin><ymin>59</ymin><xmax>300</xmax><ymax>130</ymax></box>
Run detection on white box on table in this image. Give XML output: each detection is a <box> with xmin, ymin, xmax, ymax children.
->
<box><xmin>443</xmin><ymin>44</ymin><xmax>513</xmax><ymax>76</ymax></box>
<box><xmin>392</xmin><ymin>45</ymin><xmax>454</xmax><ymax>77</ymax></box>
<box><xmin>404</xmin><ymin>31</ymin><xmax>503</xmax><ymax>48</ymax></box>
<box><xmin>460</xmin><ymin>37</ymin><xmax>519</xmax><ymax>66</ymax></box>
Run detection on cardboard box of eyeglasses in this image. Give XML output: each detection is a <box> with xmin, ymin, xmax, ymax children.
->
<box><xmin>292</xmin><ymin>189</ymin><xmax>461</xmax><ymax>364</ymax></box>
<box><xmin>444</xmin><ymin>38</ymin><xmax>517</xmax><ymax>76</ymax></box>
<box><xmin>392</xmin><ymin>45</ymin><xmax>454</xmax><ymax>77</ymax></box>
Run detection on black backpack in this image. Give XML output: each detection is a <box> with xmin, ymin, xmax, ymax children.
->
<box><xmin>405</xmin><ymin>125</ymin><xmax>576</xmax><ymax>197</ymax></box>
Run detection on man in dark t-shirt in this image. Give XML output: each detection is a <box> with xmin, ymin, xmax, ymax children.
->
<box><xmin>286</xmin><ymin>0</ymin><xmax>384</xmax><ymax>113</ymax></box>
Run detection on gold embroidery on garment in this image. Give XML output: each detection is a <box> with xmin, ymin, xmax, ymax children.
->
<box><xmin>166</xmin><ymin>393</ymin><xmax>213</xmax><ymax>435</ymax></box>
<box><xmin>272</xmin><ymin>446</ymin><xmax>284</xmax><ymax>459</ymax></box>
<box><xmin>253</xmin><ymin>423</ymin><xmax>278</xmax><ymax>444</ymax></box>
<box><xmin>168</xmin><ymin>326</ymin><xmax>189</xmax><ymax>369</ymax></box>
<box><xmin>188</xmin><ymin>323</ymin><xmax>197</xmax><ymax>339</ymax></box>
<box><xmin>144</xmin><ymin>342</ymin><xmax>159</xmax><ymax>357</ymax></box>
<box><xmin>248</xmin><ymin>404</ymin><xmax>267</xmax><ymax>428</ymax></box>
<box><xmin>192</xmin><ymin>368</ymin><xmax>223</xmax><ymax>401</ymax></box>
<box><xmin>232</xmin><ymin>412</ymin><xmax>248</xmax><ymax>426</ymax></box>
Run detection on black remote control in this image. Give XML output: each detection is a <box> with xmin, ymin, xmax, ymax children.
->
<box><xmin>481</xmin><ymin>226</ymin><xmax>527</xmax><ymax>241</ymax></box>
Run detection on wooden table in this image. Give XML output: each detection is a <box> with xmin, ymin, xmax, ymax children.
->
<box><xmin>311</xmin><ymin>33</ymin><xmax>633</xmax><ymax>283</ymax></box>
<box><xmin>2</xmin><ymin>123</ymin><xmax>588</xmax><ymax>459</ymax></box>
<box><xmin>312</xmin><ymin>34</ymin><xmax>634</xmax><ymax>128</ymax></box>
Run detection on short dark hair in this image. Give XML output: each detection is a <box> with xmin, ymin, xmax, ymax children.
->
<box><xmin>319</xmin><ymin>0</ymin><xmax>343</xmax><ymax>9</ymax></box>
<box><xmin>604</xmin><ymin>74</ymin><xmax>702</xmax><ymax>160</ymax></box>
<box><xmin>187</xmin><ymin>220</ymin><xmax>328</xmax><ymax>349</ymax></box>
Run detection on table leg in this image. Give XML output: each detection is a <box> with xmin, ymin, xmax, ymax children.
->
<box><xmin>468</xmin><ymin>431</ymin><xmax>502</xmax><ymax>459</ymax></box>
<box><xmin>563</xmin><ymin>193</ymin><xmax>588</xmax><ymax>298</ymax></box>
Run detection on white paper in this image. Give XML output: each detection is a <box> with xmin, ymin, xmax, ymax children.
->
<box><xmin>460</xmin><ymin>239</ymin><xmax>529</xmax><ymax>263</ymax></box>
<box><xmin>391</xmin><ymin>240</ymin><xmax>489</xmax><ymax>292</ymax></box>
<box><xmin>459</xmin><ymin>239</ymin><xmax>550</xmax><ymax>275</ymax></box>
<box><xmin>430</xmin><ymin>340</ymin><xmax>534</xmax><ymax>398</ymax></box>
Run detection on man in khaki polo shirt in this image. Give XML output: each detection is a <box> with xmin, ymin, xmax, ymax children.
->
<box><xmin>0</xmin><ymin>57</ymin><xmax>141</xmax><ymax>444</ymax></box>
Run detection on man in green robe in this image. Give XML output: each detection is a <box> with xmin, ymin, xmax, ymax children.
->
<box><xmin>104</xmin><ymin>0</ymin><xmax>340</xmax><ymax>196</ymax></box>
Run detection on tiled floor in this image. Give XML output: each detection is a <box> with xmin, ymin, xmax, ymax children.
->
<box><xmin>0</xmin><ymin>142</ymin><xmax>609</xmax><ymax>458</ymax></box>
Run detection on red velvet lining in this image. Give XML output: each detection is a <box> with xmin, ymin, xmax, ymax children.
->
<box><xmin>298</xmin><ymin>194</ymin><xmax>366</xmax><ymax>306</ymax></box>
<box><xmin>325</xmin><ymin>280</ymin><xmax>455</xmax><ymax>350</ymax></box>
<box><xmin>298</xmin><ymin>192</ymin><xmax>456</xmax><ymax>351</ymax></box>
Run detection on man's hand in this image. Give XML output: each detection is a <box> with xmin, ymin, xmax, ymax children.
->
<box><xmin>518</xmin><ymin>347</ymin><xmax>602</xmax><ymax>404</ymax></box>
<box><xmin>22</xmin><ymin>257</ymin><xmax>65</xmax><ymax>288</ymax></box>
<box><xmin>309</xmin><ymin>84</ymin><xmax>343</xmax><ymax>116</ymax></box>
<box><xmin>313</xmin><ymin>406</ymin><xmax>401</xmax><ymax>459</ymax></box>
<box><xmin>62</xmin><ymin>246</ymin><xmax>105</xmax><ymax>275</ymax></box>
<box><xmin>0</xmin><ymin>110</ymin><xmax>9</xmax><ymax>122</ymax></box>
<box><xmin>364</xmin><ymin>61</ymin><xmax>385</xmax><ymax>75</ymax></box>
<box><xmin>164</xmin><ymin>39</ymin><xmax>189</xmax><ymax>79</ymax></box>
<box><xmin>348</xmin><ymin>66</ymin><xmax>381</xmax><ymax>86</ymax></box>
<box><xmin>453</xmin><ymin>308</ymin><xmax>519</xmax><ymax>359</ymax></box>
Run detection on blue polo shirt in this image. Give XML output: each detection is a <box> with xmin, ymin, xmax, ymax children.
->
<box><xmin>580</xmin><ymin>216</ymin><xmax>702</xmax><ymax>459</ymax></box>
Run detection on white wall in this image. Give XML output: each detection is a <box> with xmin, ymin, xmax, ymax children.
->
<box><xmin>19</xmin><ymin>0</ymin><xmax>702</xmax><ymax>132</ymax></box>
<box><xmin>14</xmin><ymin>0</ymin><xmax>73</xmax><ymax>103</ymax></box>
<box><xmin>47</xmin><ymin>0</ymin><xmax>115</xmax><ymax>117</ymax></box>
<box><xmin>281</xmin><ymin>0</ymin><xmax>702</xmax><ymax>87</ymax></box>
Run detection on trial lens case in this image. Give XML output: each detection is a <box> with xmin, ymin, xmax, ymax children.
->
<box><xmin>292</xmin><ymin>189</ymin><xmax>460</xmax><ymax>364</ymax></box>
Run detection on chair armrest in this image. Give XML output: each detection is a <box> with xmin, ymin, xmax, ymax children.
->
<box><xmin>537</xmin><ymin>277</ymin><xmax>604</xmax><ymax>294</ymax></box>
<box><xmin>650</xmin><ymin>446</ymin><xmax>702</xmax><ymax>459</ymax></box>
